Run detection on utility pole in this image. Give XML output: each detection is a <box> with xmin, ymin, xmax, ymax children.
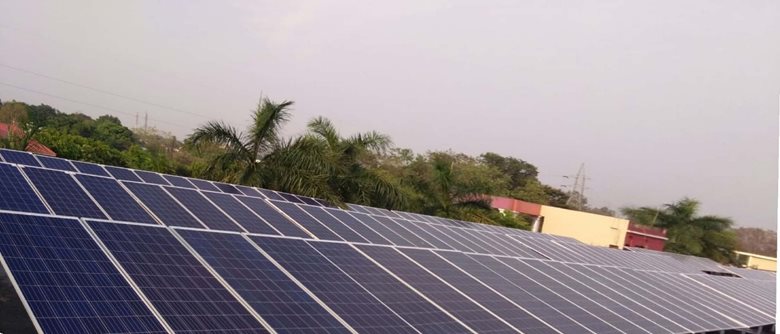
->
<box><xmin>135</xmin><ymin>112</ymin><xmax>139</xmax><ymax>127</ymax></box>
<box><xmin>144</xmin><ymin>112</ymin><xmax>148</xmax><ymax>130</ymax></box>
<box><xmin>565</xmin><ymin>163</ymin><xmax>588</xmax><ymax>210</ymax></box>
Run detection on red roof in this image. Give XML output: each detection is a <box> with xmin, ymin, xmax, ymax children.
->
<box><xmin>0</xmin><ymin>123</ymin><xmax>56</xmax><ymax>156</ymax></box>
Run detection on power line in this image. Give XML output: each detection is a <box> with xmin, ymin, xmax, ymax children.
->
<box><xmin>0</xmin><ymin>81</ymin><xmax>190</xmax><ymax>130</ymax></box>
<box><xmin>0</xmin><ymin>63</ymin><xmax>212</xmax><ymax>120</ymax></box>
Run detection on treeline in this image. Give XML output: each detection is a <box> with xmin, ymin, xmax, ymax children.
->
<box><xmin>0</xmin><ymin>98</ymin><xmax>768</xmax><ymax>264</ymax></box>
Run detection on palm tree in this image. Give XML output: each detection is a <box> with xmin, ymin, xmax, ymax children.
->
<box><xmin>305</xmin><ymin>117</ymin><xmax>407</xmax><ymax>208</ymax></box>
<box><xmin>188</xmin><ymin>97</ymin><xmax>296</xmax><ymax>185</ymax></box>
<box><xmin>622</xmin><ymin>198</ymin><xmax>737</xmax><ymax>263</ymax></box>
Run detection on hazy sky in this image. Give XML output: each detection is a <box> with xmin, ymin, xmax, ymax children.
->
<box><xmin>1</xmin><ymin>1</ymin><xmax>777</xmax><ymax>229</ymax></box>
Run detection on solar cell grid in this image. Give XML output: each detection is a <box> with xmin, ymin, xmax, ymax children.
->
<box><xmin>176</xmin><ymin>229</ymin><xmax>351</xmax><ymax>334</ymax></box>
<box><xmin>299</xmin><ymin>205</ymin><xmax>368</xmax><ymax>243</ymax></box>
<box><xmin>324</xmin><ymin>209</ymin><xmax>392</xmax><ymax>245</ymax></box>
<box><xmin>437</xmin><ymin>251</ymin><xmax>591</xmax><ymax>334</ymax></box>
<box><xmin>75</xmin><ymin>174</ymin><xmax>158</xmax><ymax>225</ymax></box>
<box><xmin>0</xmin><ymin>149</ymin><xmax>42</xmax><ymax>167</ymax></box>
<box><xmin>269</xmin><ymin>200</ymin><xmax>342</xmax><ymax>240</ymax></box>
<box><xmin>70</xmin><ymin>160</ymin><xmax>110</xmax><ymax>176</ymax></box>
<box><xmin>372</xmin><ymin>216</ymin><xmax>433</xmax><ymax>248</ymax></box>
<box><xmin>256</xmin><ymin>189</ymin><xmax>286</xmax><ymax>201</ymax></box>
<box><xmin>311</xmin><ymin>242</ymin><xmax>472</xmax><ymax>333</ymax></box>
<box><xmin>250</xmin><ymin>236</ymin><xmax>418</xmax><ymax>333</ymax></box>
<box><xmin>358</xmin><ymin>245</ymin><xmax>518</xmax><ymax>334</ymax></box>
<box><xmin>201</xmin><ymin>192</ymin><xmax>278</xmax><ymax>235</ymax></box>
<box><xmin>296</xmin><ymin>195</ymin><xmax>322</xmax><ymax>206</ymax></box>
<box><xmin>23</xmin><ymin>167</ymin><xmax>107</xmax><ymax>219</ymax></box>
<box><xmin>134</xmin><ymin>170</ymin><xmax>170</xmax><ymax>185</ymax></box>
<box><xmin>35</xmin><ymin>155</ymin><xmax>76</xmax><ymax>171</ymax></box>
<box><xmin>213</xmin><ymin>182</ymin><xmax>242</xmax><ymax>194</ymax></box>
<box><xmin>122</xmin><ymin>182</ymin><xmax>204</xmax><ymax>228</ymax></box>
<box><xmin>104</xmin><ymin>166</ymin><xmax>143</xmax><ymax>182</ymax></box>
<box><xmin>358</xmin><ymin>215</ymin><xmax>415</xmax><ymax>247</ymax></box>
<box><xmin>88</xmin><ymin>221</ymin><xmax>268</xmax><ymax>333</ymax></box>
<box><xmin>394</xmin><ymin>220</ymin><xmax>454</xmax><ymax>250</ymax></box>
<box><xmin>165</xmin><ymin>187</ymin><xmax>243</xmax><ymax>231</ymax></box>
<box><xmin>161</xmin><ymin>174</ymin><xmax>197</xmax><ymax>188</ymax></box>
<box><xmin>234</xmin><ymin>185</ymin><xmax>264</xmax><ymax>197</ymax></box>
<box><xmin>235</xmin><ymin>196</ymin><xmax>311</xmax><ymax>238</ymax></box>
<box><xmin>187</xmin><ymin>178</ymin><xmax>221</xmax><ymax>192</ymax></box>
<box><xmin>0</xmin><ymin>213</ymin><xmax>166</xmax><ymax>334</ymax></box>
<box><xmin>0</xmin><ymin>163</ymin><xmax>50</xmax><ymax>213</ymax></box>
<box><xmin>399</xmin><ymin>248</ymin><xmax>557</xmax><ymax>334</ymax></box>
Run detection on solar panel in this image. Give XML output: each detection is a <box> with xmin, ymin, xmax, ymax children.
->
<box><xmin>0</xmin><ymin>163</ymin><xmax>49</xmax><ymax>213</ymax></box>
<box><xmin>296</xmin><ymin>195</ymin><xmax>322</xmax><ymax>206</ymax></box>
<box><xmin>70</xmin><ymin>160</ymin><xmax>110</xmax><ymax>176</ymax></box>
<box><xmin>74</xmin><ymin>174</ymin><xmax>158</xmax><ymax>225</ymax></box>
<box><xmin>324</xmin><ymin>209</ymin><xmax>392</xmax><ymax>244</ymax></box>
<box><xmin>393</xmin><ymin>219</ymin><xmax>454</xmax><ymax>250</ymax></box>
<box><xmin>269</xmin><ymin>201</ymin><xmax>343</xmax><ymax>240</ymax></box>
<box><xmin>299</xmin><ymin>205</ymin><xmax>368</xmax><ymax>243</ymax></box>
<box><xmin>176</xmin><ymin>229</ymin><xmax>351</xmax><ymax>333</ymax></box>
<box><xmin>35</xmin><ymin>155</ymin><xmax>76</xmax><ymax>171</ymax></box>
<box><xmin>235</xmin><ymin>196</ymin><xmax>311</xmax><ymax>238</ymax></box>
<box><xmin>201</xmin><ymin>192</ymin><xmax>279</xmax><ymax>235</ymax></box>
<box><xmin>164</xmin><ymin>187</ymin><xmax>243</xmax><ymax>231</ymax></box>
<box><xmin>122</xmin><ymin>182</ymin><xmax>204</xmax><ymax>228</ymax></box>
<box><xmin>162</xmin><ymin>174</ymin><xmax>197</xmax><ymax>188</ymax></box>
<box><xmin>276</xmin><ymin>192</ymin><xmax>306</xmax><ymax>203</ymax></box>
<box><xmin>356</xmin><ymin>245</ymin><xmax>518</xmax><ymax>333</ymax></box>
<box><xmin>357</xmin><ymin>214</ymin><xmax>415</xmax><ymax>246</ymax></box>
<box><xmin>187</xmin><ymin>178</ymin><xmax>221</xmax><ymax>192</ymax></box>
<box><xmin>311</xmin><ymin>242</ymin><xmax>472</xmax><ymax>333</ymax></box>
<box><xmin>0</xmin><ymin>213</ymin><xmax>166</xmax><ymax>334</ymax></box>
<box><xmin>22</xmin><ymin>167</ymin><xmax>107</xmax><ymax>219</ymax></box>
<box><xmin>436</xmin><ymin>251</ymin><xmax>592</xmax><ymax>334</ymax></box>
<box><xmin>256</xmin><ymin>189</ymin><xmax>286</xmax><ymax>201</ymax></box>
<box><xmin>234</xmin><ymin>185</ymin><xmax>263</xmax><ymax>197</ymax></box>
<box><xmin>134</xmin><ymin>170</ymin><xmax>170</xmax><ymax>185</ymax></box>
<box><xmin>0</xmin><ymin>149</ymin><xmax>41</xmax><ymax>167</ymax></box>
<box><xmin>213</xmin><ymin>182</ymin><xmax>242</xmax><ymax>194</ymax></box>
<box><xmin>104</xmin><ymin>166</ymin><xmax>143</xmax><ymax>182</ymax></box>
<box><xmin>249</xmin><ymin>236</ymin><xmax>418</xmax><ymax>333</ymax></box>
<box><xmin>87</xmin><ymin>221</ymin><xmax>269</xmax><ymax>333</ymax></box>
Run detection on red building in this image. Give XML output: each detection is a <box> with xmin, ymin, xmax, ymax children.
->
<box><xmin>0</xmin><ymin>122</ymin><xmax>56</xmax><ymax>156</ymax></box>
<box><xmin>624</xmin><ymin>222</ymin><xmax>667</xmax><ymax>251</ymax></box>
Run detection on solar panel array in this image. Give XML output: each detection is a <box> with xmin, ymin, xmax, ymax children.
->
<box><xmin>0</xmin><ymin>148</ymin><xmax>775</xmax><ymax>334</ymax></box>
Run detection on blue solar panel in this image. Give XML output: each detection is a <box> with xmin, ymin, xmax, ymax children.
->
<box><xmin>250</xmin><ymin>236</ymin><xmax>418</xmax><ymax>333</ymax></box>
<box><xmin>235</xmin><ymin>197</ymin><xmax>310</xmax><ymax>238</ymax></box>
<box><xmin>234</xmin><ymin>185</ymin><xmax>264</xmax><ymax>197</ymax></box>
<box><xmin>201</xmin><ymin>192</ymin><xmax>279</xmax><ymax>235</ymax></box>
<box><xmin>299</xmin><ymin>206</ymin><xmax>368</xmax><ymax>243</ymax></box>
<box><xmin>213</xmin><ymin>182</ymin><xmax>242</xmax><ymax>194</ymax></box>
<box><xmin>256</xmin><ymin>189</ymin><xmax>285</xmax><ymax>201</ymax></box>
<box><xmin>0</xmin><ymin>149</ymin><xmax>41</xmax><ymax>167</ymax></box>
<box><xmin>75</xmin><ymin>174</ymin><xmax>158</xmax><ymax>225</ymax></box>
<box><xmin>0</xmin><ymin>213</ymin><xmax>166</xmax><ymax>333</ymax></box>
<box><xmin>122</xmin><ymin>182</ymin><xmax>203</xmax><ymax>228</ymax></box>
<box><xmin>104</xmin><ymin>166</ymin><xmax>143</xmax><ymax>182</ymax></box>
<box><xmin>161</xmin><ymin>174</ymin><xmax>196</xmax><ymax>188</ymax></box>
<box><xmin>134</xmin><ymin>170</ymin><xmax>170</xmax><ymax>185</ymax></box>
<box><xmin>165</xmin><ymin>187</ymin><xmax>242</xmax><ymax>231</ymax></box>
<box><xmin>0</xmin><ymin>163</ymin><xmax>49</xmax><ymax>213</ymax></box>
<box><xmin>70</xmin><ymin>160</ymin><xmax>110</xmax><ymax>176</ymax></box>
<box><xmin>177</xmin><ymin>230</ymin><xmax>351</xmax><ymax>333</ymax></box>
<box><xmin>23</xmin><ymin>167</ymin><xmax>107</xmax><ymax>219</ymax></box>
<box><xmin>435</xmin><ymin>251</ymin><xmax>588</xmax><ymax>334</ymax></box>
<box><xmin>88</xmin><ymin>221</ymin><xmax>268</xmax><ymax>333</ymax></box>
<box><xmin>394</xmin><ymin>220</ymin><xmax>454</xmax><ymax>250</ymax></box>
<box><xmin>324</xmin><ymin>209</ymin><xmax>392</xmax><ymax>244</ymax></box>
<box><xmin>187</xmin><ymin>178</ymin><xmax>221</xmax><ymax>192</ymax></box>
<box><xmin>357</xmin><ymin>245</ymin><xmax>518</xmax><ymax>334</ymax></box>
<box><xmin>35</xmin><ymin>155</ymin><xmax>76</xmax><ymax>172</ymax></box>
<box><xmin>358</xmin><ymin>215</ymin><xmax>416</xmax><ymax>247</ymax></box>
<box><xmin>276</xmin><ymin>192</ymin><xmax>305</xmax><ymax>204</ymax></box>
<box><xmin>296</xmin><ymin>196</ymin><xmax>322</xmax><ymax>206</ymax></box>
<box><xmin>310</xmin><ymin>242</ymin><xmax>471</xmax><ymax>333</ymax></box>
<box><xmin>270</xmin><ymin>201</ymin><xmax>342</xmax><ymax>240</ymax></box>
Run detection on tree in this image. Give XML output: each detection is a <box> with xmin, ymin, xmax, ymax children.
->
<box><xmin>622</xmin><ymin>198</ymin><xmax>737</xmax><ymax>263</ymax></box>
<box><xmin>733</xmin><ymin>228</ymin><xmax>777</xmax><ymax>257</ymax></box>
<box><xmin>188</xmin><ymin>97</ymin><xmax>294</xmax><ymax>185</ymax></box>
<box><xmin>305</xmin><ymin>117</ymin><xmax>406</xmax><ymax>209</ymax></box>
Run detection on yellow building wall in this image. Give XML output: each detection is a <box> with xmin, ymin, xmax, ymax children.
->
<box><xmin>745</xmin><ymin>256</ymin><xmax>777</xmax><ymax>272</ymax></box>
<box><xmin>538</xmin><ymin>206</ymin><xmax>629</xmax><ymax>248</ymax></box>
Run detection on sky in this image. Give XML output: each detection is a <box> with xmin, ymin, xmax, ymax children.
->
<box><xmin>0</xmin><ymin>0</ymin><xmax>777</xmax><ymax>230</ymax></box>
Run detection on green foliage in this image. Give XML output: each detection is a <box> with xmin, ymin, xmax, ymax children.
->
<box><xmin>34</xmin><ymin>128</ymin><xmax>124</xmax><ymax>166</ymax></box>
<box><xmin>622</xmin><ymin>198</ymin><xmax>738</xmax><ymax>263</ymax></box>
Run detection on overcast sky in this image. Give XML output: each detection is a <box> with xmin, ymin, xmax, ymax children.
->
<box><xmin>0</xmin><ymin>0</ymin><xmax>777</xmax><ymax>230</ymax></box>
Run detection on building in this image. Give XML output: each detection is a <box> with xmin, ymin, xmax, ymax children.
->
<box><xmin>0</xmin><ymin>122</ymin><xmax>56</xmax><ymax>156</ymax></box>
<box><xmin>624</xmin><ymin>222</ymin><xmax>667</xmax><ymax>251</ymax></box>
<box><xmin>491</xmin><ymin>196</ymin><xmax>629</xmax><ymax>249</ymax></box>
<box><xmin>733</xmin><ymin>251</ymin><xmax>777</xmax><ymax>272</ymax></box>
